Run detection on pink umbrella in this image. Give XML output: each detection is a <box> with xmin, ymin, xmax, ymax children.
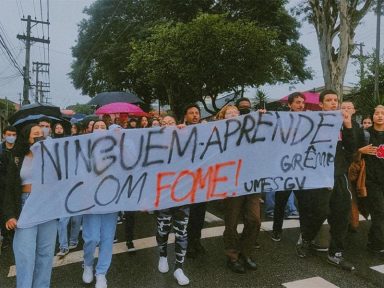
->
<box><xmin>279</xmin><ymin>91</ymin><xmax>320</xmax><ymax>111</ymax></box>
<box><xmin>95</xmin><ymin>102</ymin><xmax>148</xmax><ymax>116</ymax></box>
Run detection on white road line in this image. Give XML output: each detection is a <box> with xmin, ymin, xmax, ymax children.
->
<box><xmin>282</xmin><ymin>276</ymin><xmax>339</xmax><ymax>288</ymax></box>
<box><xmin>7</xmin><ymin>215</ymin><xmax>370</xmax><ymax>277</ymax></box>
<box><xmin>204</xmin><ymin>211</ymin><xmax>223</xmax><ymax>223</ymax></box>
<box><xmin>7</xmin><ymin>220</ymin><xmax>297</xmax><ymax>277</ymax></box>
<box><xmin>371</xmin><ymin>265</ymin><xmax>384</xmax><ymax>274</ymax></box>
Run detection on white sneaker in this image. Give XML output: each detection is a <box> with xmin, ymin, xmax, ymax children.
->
<box><xmin>158</xmin><ymin>256</ymin><xmax>169</xmax><ymax>273</ymax></box>
<box><xmin>82</xmin><ymin>265</ymin><xmax>94</xmax><ymax>284</ymax></box>
<box><xmin>173</xmin><ymin>268</ymin><xmax>190</xmax><ymax>286</ymax></box>
<box><xmin>95</xmin><ymin>274</ymin><xmax>107</xmax><ymax>288</ymax></box>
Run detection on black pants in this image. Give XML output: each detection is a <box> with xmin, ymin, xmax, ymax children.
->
<box><xmin>300</xmin><ymin>188</ymin><xmax>331</xmax><ymax>242</ymax></box>
<box><xmin>124</xmin><ymin>211</ymin><xmax>135</xmax><ymax>242</ymax></box>
<box><xmin>273</xmin><ymin>190</ymin><xmax>291</xmax><ymax>232</ymax></box>
<box><xmin>328</xmin><ymin>175</ymin><xmax>352</xmax><ymax>255</ymax></box>
<box><xmin>301</xmin><ymin>175</ymin><xmax>351</xmax><ymax>255</ymax></box>
<box><xmin>366</xmin><ymin>183</ymin><xmax>384</xmax><ymax>250</ymax></box>
<box><xmin>187</xmin><ymin>202</ymin><xmax>207</xmax><ymax>243</ymax></box>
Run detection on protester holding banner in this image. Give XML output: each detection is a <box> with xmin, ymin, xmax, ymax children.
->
<box><xmin>81</xmin><ymin>120</ymin><xmax>119</xmax><ymax>288</ymax></box>
<box><xmin>271</xmin><ymin>92</ymin><xmax>305</xmax><ymax>242</ymax></box>
<box><xmin>219</xmin><ymin>104</ymin><xmax>260</xmax><ymax>274</ymax></box>
<box><xmin>296</xmin><ymin>90</ymin><xmax>356</xmax><ymax>271</ymax></box>
<box><xmin>156</xmin><ymin>115</ymin><xmax>191</xmax><ymax>285</ymax></box>
<box><xmin>52</xmin><ymin>123</ymin><xmax>66</xmax><ymax>139</ymax></box>
<box><xmin>185</xmin><ymin>104</ymin><xmax>207</xmax><ymax>258</ymax></box>
<box><xmin>360</xmin><ymin>105</ymin><xmax>384</xmax><ymax>255</ymax></box>
<box><xmin>3</xmin><ymin>123</ymin><xmax>58</xmax><ymax>288</ymax></box>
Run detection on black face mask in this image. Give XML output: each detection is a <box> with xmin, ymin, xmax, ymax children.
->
<box><xmin>54</xmin><ymin>133</ymin><xmax>64</xmax><ymax>138</ymax></box>
<box><xmin>32</xmin><ymin>136</ymin><xmax>45</xmax><ymax>144</ymax></box>
<box><xmin>239</xmin><ymin>108</ymin><xmax>251</xmax><ymax>115</ymax></box>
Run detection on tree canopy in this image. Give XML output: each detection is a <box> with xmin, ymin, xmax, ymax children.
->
<box><xmin>349</xmin><ymin>55</ymin><xmax>384</xmax><ymax>117</ymax></box>
<box><xmin>70</xmin><ymin>0</ymin><xmax>312</xmax><ymax>115</ymax></box>
<box><xmin>296</xmin><ymin>0</ymin><xmax>373</xmax><ymax>99</ymax></box>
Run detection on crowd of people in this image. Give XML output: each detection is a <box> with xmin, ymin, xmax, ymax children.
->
<box><xmin>0</xmin><ymin>89</ymin><xmax>384</xmax><ymax>288</ymax></box>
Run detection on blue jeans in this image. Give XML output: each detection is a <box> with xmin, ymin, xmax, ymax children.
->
<box><xmin>264</xmin><ymin>191</ymin><xmax>276</xmax><ymax>216</ymax></box>
<box><xmin>265</xmin><ymin>191</ymin><xmax>298</xmax><ymax>216</ymax></box>
<box><xmin>82</xmin><ymin>213</ymin><xmax>118</xmax><ymax>275</ymax></box>
<box><xmin>286</xmin><ymin>192</ymin><xmax>298</xmax><ymax>215</ymax></box>
<box><xmin>58</xmin><ymin>215</ymin><xmax>82</xmax><ymax>250</ymax></box>
<box><xmin>13</xmin><ymin>193</ymin><xmax>58</xmax><ymax>288</ymax></box>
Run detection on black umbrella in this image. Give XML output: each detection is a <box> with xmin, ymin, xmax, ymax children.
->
<box><xmin>8</xmin><ymin>102</ymin><xmax>62</xmax><ymax>125</ymax></box>
<box><xmin>87</xmin><ymin>91</ymin><xmax>143</xmax><ymax>106</ymax></box>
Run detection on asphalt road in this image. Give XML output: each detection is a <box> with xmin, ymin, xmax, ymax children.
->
<box><xmin>1</xmin><ymin>201</ymin><xmax>383</xmax><ymax>288</ymax></box>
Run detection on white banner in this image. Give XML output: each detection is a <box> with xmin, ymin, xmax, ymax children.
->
<box><xmin>17</xmin><ymin>111</ymin><xmax>342</xmax><ymax>228</ymax></box>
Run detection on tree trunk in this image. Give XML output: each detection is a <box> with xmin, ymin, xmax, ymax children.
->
<box><xmin>308</xmin><ymin>0</ymin><xmax>372</xmax><ymax>101</ymax></box>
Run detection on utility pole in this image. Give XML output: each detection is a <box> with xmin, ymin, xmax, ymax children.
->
<box><xmin>32</xmin><ymin>62</ymin><xmax>50</xmax><ymax>103</ymax></box>
<box><xmin>374</xmin><ymin>0</ymin><xmax>382</xmax><ymax>104</ymax></box>
<box><xmin>352</xmin><ymin>42</ymin><xmax>366</xmax><ymax>82</ymax></box>
<box><xmin>17</xmin><ymin>15</ymin><xmax>50</xmax><ymax>106</ymax></box>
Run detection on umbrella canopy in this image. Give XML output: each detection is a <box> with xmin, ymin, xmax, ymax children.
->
<box><xmin>95</xmin><ymin>102</ymin><xmax>147</xmax><ymax>116</ymax></box>
<box><xmin>279</xmin><ymin>91</ymin><xmax>320</xmax><ymax>111</ymax></box>
<box><xmin>8</xmin><ymin>102</ymin><xmax>62</xmax><ymax>125</ymax></box>
<box><xmin>12</xmin><ymin>114</ymin><xmax>62</xmax><ymax>126</ymax></box>
<box><xmin>87</xmin><ymin>91</ymin><xmax>143</xmax><ymax>106</ymax></box>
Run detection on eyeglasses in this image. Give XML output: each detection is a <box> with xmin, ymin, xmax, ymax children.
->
<box><xmin>161</xmin><ymin>121</ymin><xmax>176</xmax><ymax>126</ymax></box>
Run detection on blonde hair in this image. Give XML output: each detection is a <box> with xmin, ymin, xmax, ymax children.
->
<box><xmin>216</xmin><ymin>105</ymin><xmax>239</xmax><ymax>120</ymax></box>
<box><xmin>375</xmin><ymin>105</ymin><xmax>384</xmax><ymax>111</ymax></box>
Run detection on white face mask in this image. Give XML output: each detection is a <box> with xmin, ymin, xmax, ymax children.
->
<box><xmin>5</xmin><ymin>135</ymin><xmax>16</xmax><ymax>144</ymax></box>
<box><xmin>41</xmin><ymin>127</ymin><xmax>50</xmax><ymax>137</ymax></box>
<box><xmin>93</xmin><ymin>129</ymin><xmax>106</xmax><ymax>133</ymax></box>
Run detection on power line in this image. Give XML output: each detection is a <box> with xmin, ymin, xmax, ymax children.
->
<box><xmin>16</xmin><ymin>0</ymin><xmax>25</xmax><ymax>17</ymax></box>
<box><xmin>0</xmin><ymin>32</ymin><xmax>24</xmax><ymax>76</ymax></box>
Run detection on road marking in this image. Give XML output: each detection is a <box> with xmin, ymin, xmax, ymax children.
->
<box><xmin>204</xmin><ymin>211</ymin><xmax>223</xmax><ymax>223</ymax></box>
<box><xmin>371</xmin><ymin>265</ymin><xmax>384</xmax><ymax>274</ymax></box>
<box><xmin>282</xmin><ymin>277</ymin><xmax>339</xmax><ymax>288</ymax></box>
<box><xmin>7</xmin><ymin>215</ymin><xmax>370</xmax><ymax>277</ymax></box>
<box><xmin>8</xmin><ymin>220</ymin><xmax>296</xmax><ymax>277</ymax></box>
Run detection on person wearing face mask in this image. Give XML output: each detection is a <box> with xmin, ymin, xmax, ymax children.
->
<box><xmin>81</xmin><ymin>120</ymin><xmax>118</xmax><ymax>288</ymax></box>
<box><xmin>3</xmin><ymin>123</ymin><xmax>58</xmax><ymax>288</ymax></box>
<box><xmin>0</xmin><ymin>125</ymin><xmax>17</xmax><ymax>251</ymax></box>
<box><xmin>235</xmin><ymin>97</ymin><xmax>252</xmax><ymax>115</ymax></box>
<box><xmin>38</xmin><ymin>118</ymin><xmax>52</xmax><ymax>139</ymax></box>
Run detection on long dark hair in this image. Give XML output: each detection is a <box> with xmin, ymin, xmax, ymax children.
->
<box><xmin>13</xmin><ymin>123</ymin><xmax>39</xmax><ymax>157</ymax></box>
<box><xmin>52</xmin><ymin>123</ymin><xmax>65</xmax><ymax>138</ymax></box>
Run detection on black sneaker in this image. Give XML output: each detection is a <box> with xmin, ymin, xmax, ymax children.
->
<box><xmin>310</xmin><ymin>241</ymin><xmax>328</xmax><ymax>252</ymax></box>
<box><xmin>296</xmin><ymin>240</ymin><xmax>311</xmax><ymax>258</ymax></box>
<box><xmin>270</xmin><ymin>231</ymin><xmax>281</xmax><ymax>242</ymax></box>
<box><xmin>126</xmin><ymin>241</ymin><xmax>136</xmax><ymax>254</ymax></box>
<box><xmin>327</xmin><ymin>252</ymin><xmax>355</xmax><ymax>271</ymax></box>
<box><xmin>227</xmin><ymin>259</ymin><xmax>246</xmax><ymax>274</ymax></box>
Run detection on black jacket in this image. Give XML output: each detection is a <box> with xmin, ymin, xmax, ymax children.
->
<box><xmin>2</xmin><ymin>156</ymin><xmax>24</xmax><ymax>221</ymax></box>
<box><xmin>334</xmin><ymin>127</ymin><xmax>356</xmax><ymax>177</ymax></box>
<box><xmin>365</xmin><ymin>127</ymin><xmax>384</xmax><ymax>188</ymax></box>
<box><xmin>0</xmin><ymin>143</ymin><xmax>14</xmax><ymax>209</ymax></box>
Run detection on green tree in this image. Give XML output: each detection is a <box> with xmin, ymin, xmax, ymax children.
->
<box><xmin>350</xmin><ymin>55</ymin><xmax>384</xmax><ymax>117</ymax></box>
<box><xmin>66</xmin><ymin>103</ymin><xmax>94</xmax><ymax>115</ymax></box>
<box><xmin>0</xmin><ymin>99</ymin><xmax>16</xmax><ymax>120</ymax></box>
<box><xmin>70</xmin><ymin>0</ymin><xmax>311</xmax><ymax>115</ymax></box>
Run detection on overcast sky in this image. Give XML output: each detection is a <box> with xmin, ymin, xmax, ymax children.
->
<box><xmin>0</xmin><ymin>0</ymin><xmax>382</xmax><ymax>108</ymax></box>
